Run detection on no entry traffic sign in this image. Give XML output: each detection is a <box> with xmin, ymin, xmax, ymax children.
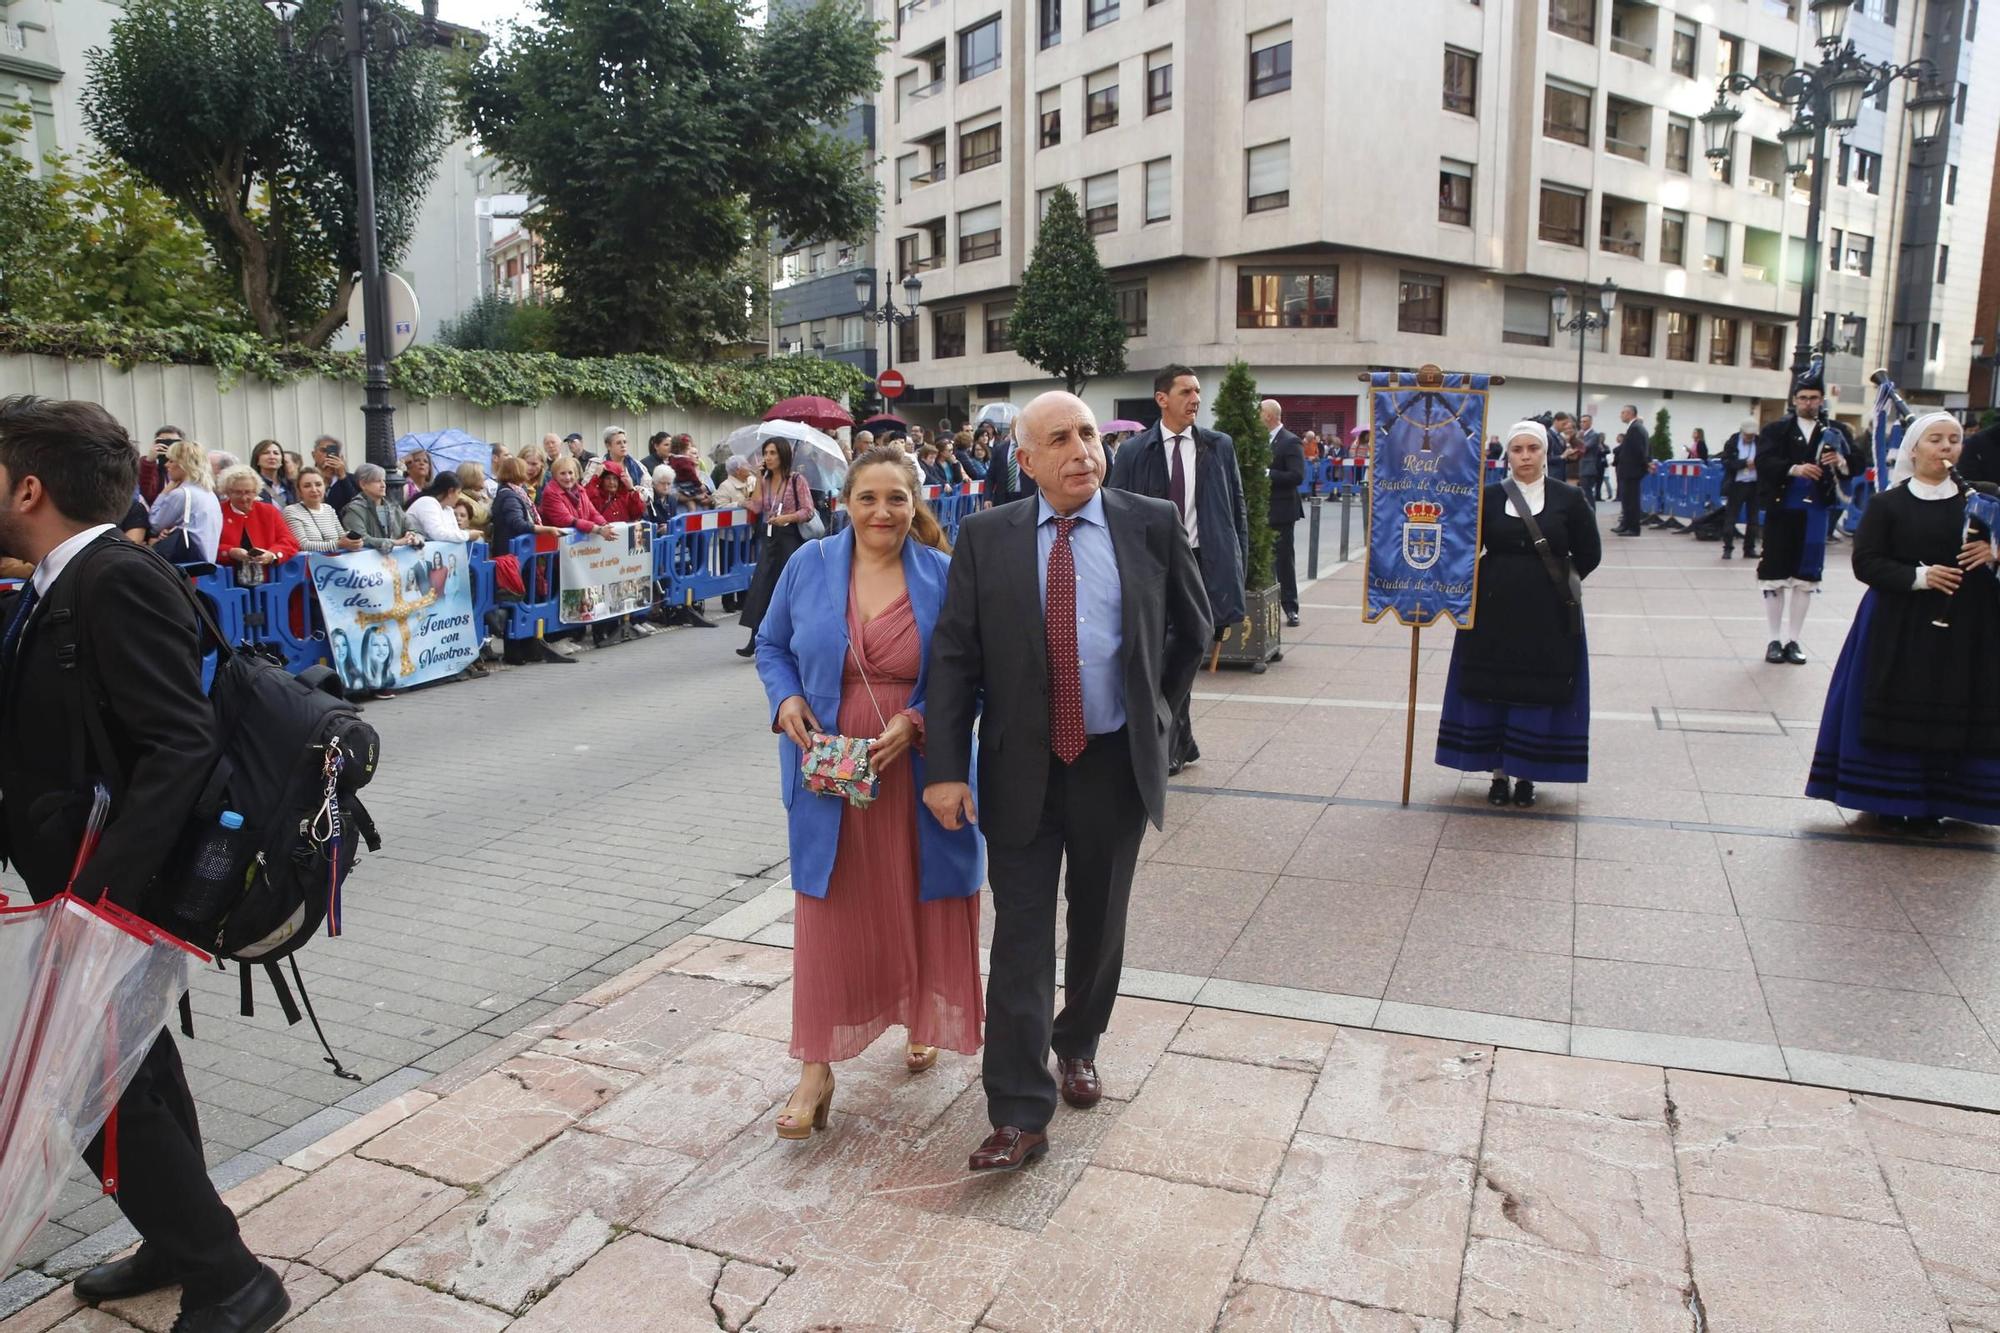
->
<box><xmin>877</xmin><ymin>369</ymin><xmax>907</xmax><ymax>399</ymax></box>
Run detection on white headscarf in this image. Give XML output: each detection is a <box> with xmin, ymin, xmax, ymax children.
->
<box><xmin>1890</xmin><ymin>411</ymin><xmax>1961</xmax><ymax>486</ymax></box>
<box><xmin>1500</xmin><ymin>421</ymin><xmax>1549</xmax><ymax>515</ymax></box>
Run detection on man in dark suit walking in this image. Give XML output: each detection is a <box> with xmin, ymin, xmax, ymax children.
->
<box><xmin>0</xmin><ymin>396</ymin><xmax>289</xmax><ymax>1332</ymax></box>
<box><xmin>926</xmin><ymin>391</ymin><xmax>1210</xmax><ymax>1171</ymax></box>
<box><xmin>1260</xmin><ymin>398</ymin><xmax>1305</xmax><ymax>627</ymax></box>
<box><xmin>1611</xmin><ymin>404</ymin><xmax>1652</xmax><ymax>535</ymax></box>
<box><xmin>1107</xmin><ymin>365</ymin><xmax>1247</xmax><ymax>773</ymax></box>
<box><xmin>985</xmin><ymin>428</ymin><xmax>1029</xmax><ymax>508</ymax></box>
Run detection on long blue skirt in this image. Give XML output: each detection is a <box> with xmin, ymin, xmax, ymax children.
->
<box><xmin>1805</xmin><ymin>593</ymin><xmax>2000</xmax><ymax>823</ymax></box>
<box><xmin>1434</xmin><ymin>631</ymin><xmax>1591</xmax><ymax>783</ymax></box>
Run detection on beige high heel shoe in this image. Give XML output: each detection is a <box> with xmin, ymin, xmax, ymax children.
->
<box><xmin>906</xmin><ymin>1044</ymin><xmax>939</xmax><ymax>1073</ymax></box>
<box><xmin>775</xmin><ymin>1074</ymin><xmax>834</xmax><ymax>1141</ymax></box>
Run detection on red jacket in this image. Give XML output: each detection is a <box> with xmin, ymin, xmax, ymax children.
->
<box><xmin>218</xmin><ymin>499</ymin><xmax>300</xmax><ymax>564</ymax></box>
<box><xmin>540</xmin><ymin>481</ymin><xmax>608</xmax><ymax>533</ymax></box>
<box><xmin>589</xmin><ymin>474</ymin><xmax>647</xmax><ymax>524</ymax></box>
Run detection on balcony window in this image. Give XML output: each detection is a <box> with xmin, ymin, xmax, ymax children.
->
<box><xmin>1715</xmin><ymin>32</ymin><xmax>1742</xmax><ymax>80</ymax></box>
<box><xmin>1747</xmin><ymin>140</ymin><xmax>1783</xmax><ymax>196</ymax></box>
<box><xmin>959</xmin><ymin>123</ymin><xmax>1001</xmax><ymax>173</ymax></box>
<box><xmin>1550</xmin><ymin>0</ymin><xmax>1595</xmax><ymax>42</ymax></box>
<box><xmin>1039</xmin><ymin>88</ymin><xmax>1061</xmax><ymax>148</ymax></box>
<box><xmin>1671</xmin><ymin>18</ymin><xmax>1698</xmax><ymax>77</ymax></box>
<box><xmin>933</xmin><ymin>308</ymin><xmax>965</xmax><ymax>358</ymax></box>
<box><xmin>1938</xmin><ymin>244</ymin><xmax>1950</xmax><ymax>282</ymax></box>
<box><xmin>1751</xmin><ymin>322</ymin><xmax>1785</xmax><ymax>369</ymax></box>
<box><xmin>1854</xmin><ymin>149</ymin><xmax>1880</xmax><ymax>195</ymax></box>
<box><xmin>1038</xmin><ymin>0</ymin><xmax>1059</xmax><ymax>49</ymax></box>
<box><xmin>1246</xmin><ymin>141</ymin><xmax>1290</xmax><ymax>213</ymax></box>
<box><xmin>1599</xmin><ymin>196</ymin><xmax>1644</xmax><ymax>258</ymax></box>
<box><xmin>1086</xmin><ymin>68</ymin><xmax>1120</xmax><ymax>133</ymax></box>
<box><xmin>1828</xmin><ymin>227</ymin><xmax>1842</xmax><ymax>272</ymax></box>
<box><xmin>984</xmin><ymin>300</ymin><xmax>1014</xmax><ymax>353</ymax></box>
<box><xmin>1438</xmin><ymin>160</ymin><xmax>1472</xmax><ymax>226</ymax></box>
<box><xmin>1087</xmin><ymin>0</ymin><xmax>1118</xmax><ymax>30</ymax></box>
<box><xmin>958</xmin><ymin>16</ymin><xmax>1000</xmax><ymax>81</ymax></box>
<box><xmin>1539</xmin><ymin>183</ymin><xmax>1587</xmax><ymax>247</ymax></box>
<box><xmin>1144</xmin><ymin>157</ymin><xmax>1171</xmax><ymax>223</ymax></box>
<box><xmin>1443</xmin><ymin>47</ymin><xmax>1477</xmax><ymax>115</ymax></box>
<box><xmin>1237</xmin><ymin>269</ymin><xmax>1338</xmax><ymax>329</ymax></box>
<box><xmin>1666</xmin><ymin>115</ymin><xmax>1691</xmax><ymax>173</ymax></box>
<box><xmin>1660</xmin><ymin>209</ymin><xmax>1686</xmax><ymax>266</ymax></box>
<box><xmin>1544</xmin><ymin>80</ymin><xmax>1592</xmax><ymax>146</ymax></box>
<box><xmin>898</xmin><ymin>316</ymin><xmax>919</xmax><ymax>362</ymax></box>
<box><xmin>958</xmin><ymin>203</ymin><xmax>1001</xmax><ymax>263</ymax></box>
<box><xmin>1702</xmin><ymin>219</ymin><xmax>1728</xmax><ymax>275</ymax></box>
<box><xmin>1249</xmin><ymin>28</ymin><xmax>1292</xmax><ymax>99</ymax></box>
<box><xmin>1115</xmin><ymin>280</ymin><xmax>1149</xmax><ymax>338</ymax></box>
<box><xmin>1609</xmin><ymin>0</ymin><xmax>1655</xmax><ymax>61</ymax></box>
<box><xmin>1398</xmin><ymin>272</ymin><xmax>1446</xmax><ymax>336</ymax></box>
<box><xmin>1605</xmin><ymin>96</ymin><xmax>1649</xmax><ymax>162</ymax></box>
<box><xmin>1084</xmin><ymin>172</ymin><xmax>1118</xmax><ymax>235</ymax></box>
<box><xmin>1843</xmin><ymin>232</ymin><xmax>1874</xmax><ymax>276</ymax></box>
<box><xmin>1666</xmin><ymin>310</ymin><xmax>1698</xmax><ymax>362</ymax></box>
<box><xmin>1147</xmin><ymin>48</ymin><xmax>1173</xmax><ymax>114</ymax></box>
<box><xmin>1502</xmin><ymin>286</ymin><xmax>1552</xmax><ymax>347</ymax></box>
<box><xmin>1621</xmin><ymin>304</ymin><xmax>1656</xmax><ymax>357</ymax></box>
<box><xmin>1710</xmin><ymin>318</ymin><xmax>1740</xmax><ymax>366</ymax></box>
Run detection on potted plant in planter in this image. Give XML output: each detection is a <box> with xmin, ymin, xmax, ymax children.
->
<box><xmin>1211</xmin><ymin>358</ymin><xmax>1283</xmax><ymax>669</ymax></box>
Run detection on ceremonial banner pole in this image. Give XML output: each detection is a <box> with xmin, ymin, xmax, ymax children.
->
<box><xmin>1357</xmin><ymin>365</ymin><xmax>1500</xmax><ymax>806</ymax></box>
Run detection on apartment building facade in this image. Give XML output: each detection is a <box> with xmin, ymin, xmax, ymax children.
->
<box><xmin>873</xmin><ymin>0</ymin><xmax>1995</xmax><ymax>440</ymax></box>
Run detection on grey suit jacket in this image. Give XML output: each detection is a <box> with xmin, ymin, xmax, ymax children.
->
<box><xmin>925</xmin><ymin>487</ymin><xmax>1212</xmax><ymax>848</ymax></box>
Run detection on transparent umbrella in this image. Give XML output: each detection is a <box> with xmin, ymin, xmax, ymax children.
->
<box><xmin>722</xmin><ymin>420</ymin><xmax>848</xmax><ymax>494</ymax></box>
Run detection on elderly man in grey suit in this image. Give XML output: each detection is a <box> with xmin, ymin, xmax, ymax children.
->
<box><xmin>925</xmin><ymin>391</ymin><xmax>1211</xmax><ymax>1172</ymax></box>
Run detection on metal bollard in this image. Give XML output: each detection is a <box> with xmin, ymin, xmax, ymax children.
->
<box><xmin>1338</xmin><ymin>490</ymin><xmax>1355</xmax><ymax>563</ymax></box>
<box><xmin>1307</xmin><ymin>493</ymin><xmax>1323</xmax><ymax>581</ymax></box>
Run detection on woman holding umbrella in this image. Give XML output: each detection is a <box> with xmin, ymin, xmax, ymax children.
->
<box><xmin>735</xmin><ymin>437</ymin><xmax>820</xmax><ymax>657</ymax></box>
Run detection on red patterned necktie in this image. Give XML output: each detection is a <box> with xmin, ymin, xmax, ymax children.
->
<box><xmin>1047</xmin><ymin>517</ymin><xmax>1086</xmax><ymax>764</ymax></box>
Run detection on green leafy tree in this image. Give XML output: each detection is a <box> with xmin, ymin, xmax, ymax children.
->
<box><xmin>82</xmin><ymin>0</ymin><xmax>449</xmax><ymax>346</ymax></box>
<box><xmin>437</xmin><ymin>289</ymin><xmax>557</xmax><ymax>352</ymax></box>
<box><xmin>1651</xmin><ymin>406</ymin><xmax>1673</xmax><ymax>461</ymax></box>
<box><xmin>1009</xmin><ymin>186</ymin><xmax>1126</xmax><ymax>395</ymax></box>
<box><xmin>457</xmin><ymin>0</ymin><xmax>881</xmax><ymax>358</ymax></box>
<box><xmin>1211</xmin><ymin>359</ymin><xmax>1273</xmax><ymax>589</ymax></box>
<box><xmin>0</xmin><ymin>114</ymin><xmax>247</xmax><ymax>329</ymax></box>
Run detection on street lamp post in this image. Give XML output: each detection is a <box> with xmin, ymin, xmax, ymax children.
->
<box><xmin>261</xmin><ymin>0</ymin><xmax>442</xmax><ymax>480</ymax></box>
<box><xmin>1551</xmin><ymin>281</ymin><xmax>1618</xmax><ymax>426</ymax></box>
<box><xmin>854</xmin><ymin>270</ymin><xmax>923</xmax><ymax>412</ymax></box>
<box><xmin>1699</xmin><ymin>0</ymin><xmax>1952</xmax><ymax>383</ymax></box>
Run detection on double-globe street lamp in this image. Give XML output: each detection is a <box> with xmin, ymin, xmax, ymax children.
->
<box><xmin>1550</xmin><ymin>280</ymin><xmax>1618</xmax><ymax>428</ymax></box>
<box><xmin>1698</xmin><ymin>0</ymin><xmax>1952</xmax><ymax>383</ymax></box>
<box><xmin>260</xmin><ymin>0</ymin><xmax>443</xmax><ymax>480</ymax></box>
<box><xmin>854</xmin><ymin>270</ymin><xmax>923</xmax><ymax>414</ymax></box>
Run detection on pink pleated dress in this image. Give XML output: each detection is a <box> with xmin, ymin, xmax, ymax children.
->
<box><xmin>789</xmin><ymin>587</ymin><xmax>984</xmax><ymax>1063</ymax></box>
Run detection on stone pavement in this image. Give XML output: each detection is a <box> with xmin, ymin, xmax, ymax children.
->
<box><xmin>4</xmin><ymin>933</ymin><xmax>1996</xmax><ymax>1333</ymax></box>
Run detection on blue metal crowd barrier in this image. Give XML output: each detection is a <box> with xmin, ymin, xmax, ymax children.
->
<box><xmin>658</xmin><ymin>508</ymin><xmax>757</xmax><ymax>608</ymax></box>
<box><xmin>503</xmin><ymin>532</ymin><xmax>564</xmax><ymax>642</ymax></box>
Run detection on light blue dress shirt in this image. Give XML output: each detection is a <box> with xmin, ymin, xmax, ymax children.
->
<box><xmin>1036</xmin><ymin>490</ymin><xmax>1125</xmax><ymax>735</ymax></box>
<box><xmin>148</xmin><ymin>483</ymin><xmax>223</xmax><ymax>561</ymax></box>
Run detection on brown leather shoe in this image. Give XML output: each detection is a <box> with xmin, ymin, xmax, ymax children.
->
<box><xmin>968</xmin><ymin>1126</ymin><xmax>1049</xmax><ymax>1172</ymax></box>
<box><xmin>1057</xmin><ymin>1057</ymin><xmax>1102</xmax><ymax>1109</ymax></box>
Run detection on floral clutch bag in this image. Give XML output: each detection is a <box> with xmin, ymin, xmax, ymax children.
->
<box><xmin>800</xmin><ymin>731</ymin><xmax>879</xmax><ymax>808</ymax></box>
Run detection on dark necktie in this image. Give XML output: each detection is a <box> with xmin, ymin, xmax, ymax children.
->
<box><xmin>1046</xmin><ymin>518</ymin><xmax>1086</xmax><ymax>765</ymax></box>
<box><xmin>0</xmin><ymin>581</ymin><xmax>41</xmax><ymax>692</ymax></box>
<box><xmin>1007</xmin><ymin>444</ymin><xmax>1020</xmax><ymax>494</ymax></box>
<box><xmin>1167</xmin><ymin>434</ymin><xmax>1187</xmax><ymax>523</ymax></box>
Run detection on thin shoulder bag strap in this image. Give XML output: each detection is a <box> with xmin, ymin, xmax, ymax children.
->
<box><xmin>1501</xmin><ymin>478</ymin><xmax>1577</xmax><ymax>609</ymax></box>
<box><xmin>814</xmin><ymin>540</ymin><xmax>889</xmax><ymax>734</ymax></box>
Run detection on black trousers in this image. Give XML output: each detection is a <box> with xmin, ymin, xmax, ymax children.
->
<box><xmin>1272</xmin><ymin>520</ymin><xmax>1298</xmax><ymax>615</ymax></box>
<box><xmin>982</xmin><ymin>732</ymin><xmax>1146</xmax><ymax>1133</ymax></box>
<box><xmin>1618</xmin><ymin>481</ymin><xmax>1643</xmax><ymax>532</ymax></box>
<box><xmin>83</xmin><ymin>1033</ymin><xmax>258</xmax><ymax>1305</ymax></box>
<box><xmin>1723</xmin><ymin>481</ymin><xmax>1761</xmax><ymax>553</ymax></box>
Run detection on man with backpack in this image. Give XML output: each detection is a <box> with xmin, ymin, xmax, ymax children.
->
<box><xmin>0</xmin><ymin>395</ymin><xmax>290</xmax><ymax>1333</ymax></box>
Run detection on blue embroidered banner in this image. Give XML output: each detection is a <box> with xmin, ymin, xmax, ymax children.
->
<box><xmin>1364</xmin><ymin>371</ymin><xmax>1491</xmax><ymax>628</ymax></box>
<box><xmin>310</xmin><ymin>543</ymin><xmax>480</xmax><ymax>693</ymax></box>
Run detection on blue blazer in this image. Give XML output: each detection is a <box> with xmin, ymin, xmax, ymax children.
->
<box><xmin>753</xmin><ymin>528</ymin><xmax>984</xmax><ymax>901</ymax></box>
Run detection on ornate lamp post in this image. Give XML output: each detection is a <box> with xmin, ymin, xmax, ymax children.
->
<box><xmin>854</xmin><ymin>270</ymin><xmax>923</xmax><ymax>411</ymax></box>
<box><xmin>1550</xmin><ymin>280</ymin><xmax>1618</xmax><ymax>426</ymax></box>
<box><xmin>1700</xmin><ymin>0</ymin><xmax>1952</xmax><ymax>382</ymax></box>
<box><xmin>261</xmin><ymin>0</ymin><xmax>442</xmax><ymax>479</ymax></box>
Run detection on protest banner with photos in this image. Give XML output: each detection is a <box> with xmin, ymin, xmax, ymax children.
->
<box><xmin>557</xmin><ymin>523</ymin><xmax>655</xmax><ymax>624</ymax></box>
<box><xmin>310</xmin><ymin>544</ymin><xmax>480</xmax><ymax>692</ymax></box>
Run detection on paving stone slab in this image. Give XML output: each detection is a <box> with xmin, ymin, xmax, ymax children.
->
<box><xmin>505</xmin><ymin>1233</ymin><xmax>721</xmax><ymax>1333</ymax></box>
<box><xmin>981</xmin><ymin>1168</ymin><xmax>1261</xmax><ymax>1333</ymax></box>
<box><xmin>1456</xmin><ymin>1238</ymin><xmax>1696</xmax><ymax>1333</ymax></box>
<box><xmin>98</xmin><ymin>1260</ymin><xmax>337</xmax><ymax>1332</ymax></box>
<box><xmin>1216</xmin><ymin>1286</ymin><xmax>1451</xmax><ymax>1332</ymax></box>
<box><xmin>359</xmin><ymin>1051</ymin><xmax>636</xmax><ymax>1186</ymax></box>
<box><xmin>378</xmin><ymin>1129</ymin><xmax>699</xmax><ymax>1313</ymax></box>
<box><xmin>1298</xmin><ymin>1029</ymin><xmax>1491</xmax><ymax>1157</ymax></box>
<box><xmin>1094</xmin><ymin>1053</ymin><xmax>1314</xmax><ymax>1193</ymax></box>
<box><xmin>667</xmin><ymin>939</ymin><xmax>795</xmax><ymax>989</ymax></box>
<box><xmin>580</xmin><ymin>1030</ymin><xmax>796</xmax><ymax>1157</ymax></box>
<box><xmin>713</xmin><ymin>1261</ymin><xmax>784</xmax><ymax>1333</ymax></box>
<box><xmin>1668</xmin><ymin>1071</ymin><xmax>1896</xmax><ymax>1223</ymax></box>
<box><xmin>1878</xmin><ymin>1154</ymin><xmax>2000</xmax><ymax>1333</ymax></box>
<box><xmin>1858</xmin><ymin>1095</ymin><xmax>2000</xmax><ymax>1174</ymax></box>
<box><xmin>1239</xmin><ymin>1132</ymin><xmax>1476</xmax><ymax>1319</ymax></box>
<box><xmin>1167</xmin><ymin>1007</ymin><xmax>1337</xmax><ymax>1071</ymax></box>
<box><xmin>1489</xmin><ymin>1048</ymin><xmax>1665</xmax><ymax>1122</ymax></box>
<box><xmin>234</xmin><ymin>1157</ymin><xmax>464</xmax><ymax>1281</ymax></box>
<box><xmin>542</xmin><ymin>970</ymin><xmax>761</xmax><ymax>1073</ymax></box>
<box><xmin>868</xmin><ymin>1086</ymin><xmax>1115</xmax><ymax>1233</ymax></box>
<box><xmin>281</xmin><ymin>1271</ymin><xmax>507</xmax><ymax>1333</ymax></box>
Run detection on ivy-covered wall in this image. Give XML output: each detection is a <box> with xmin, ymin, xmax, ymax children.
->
<box><xmin>0</xmin><ymin>319</ymin><xmax>868</xmax><ymax>453</ymax></box>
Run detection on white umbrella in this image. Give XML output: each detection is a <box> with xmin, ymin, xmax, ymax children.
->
<box><xmin>723</xmin><ymin>420</ymin><xmax>848</xmax><ymax>494</ymax></box>
<box><xmin>974</xmin><ymin>402</ymin><xmax>1019</xmax><ymax>428</ymax></box>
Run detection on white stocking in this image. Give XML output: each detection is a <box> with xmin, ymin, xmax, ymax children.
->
<box><xmin>1764</xmin><ymin>589</ymin><xmax>1785</xmax><ymax>638</ymax></box>
<box><xmin>1786</xmin><ymin>586</ymin><xmax>1813</xmax><ymax>642</ymax></box>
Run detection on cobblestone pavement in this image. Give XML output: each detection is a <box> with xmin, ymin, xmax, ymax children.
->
<box><xmin>5</xmin><ymin>934</ymin><xmax>1995</xmax><ymax>1333</ymax></box>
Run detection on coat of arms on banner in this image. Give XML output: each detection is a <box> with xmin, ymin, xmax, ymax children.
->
<box><xmin>1402</xmin><ymin>500</ymin><xmax>1443</xmax><ymax>570</ymax></box>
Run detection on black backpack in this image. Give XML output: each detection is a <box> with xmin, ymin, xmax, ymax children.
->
<box><xmin>65</xmin><ymin>540</ymin><xmax>382</xmax><ymax>1078</ymax></box>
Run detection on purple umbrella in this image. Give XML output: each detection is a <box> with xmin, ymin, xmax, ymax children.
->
<box><xmin>1101</xmin><ymin>419</ymin><xmax>1145</xmax><ymax>433</ymax></box>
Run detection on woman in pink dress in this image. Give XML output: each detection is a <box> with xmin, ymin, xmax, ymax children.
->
<box><xmin>754</xmin><ymin>448</ymin><xmax>986</xmax><ymax>1139</ymax></box>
